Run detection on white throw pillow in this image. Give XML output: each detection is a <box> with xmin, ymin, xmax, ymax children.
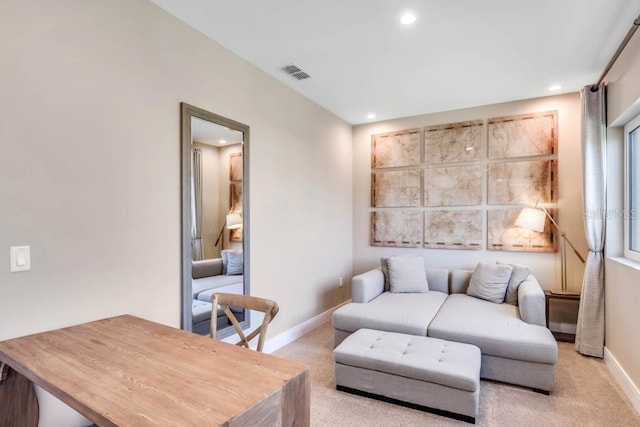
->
<box><xmin>498</xmin><ymin>262</ymin><xmax>531</xmax><ymax>305</ymax></box>
<box><xmin>388</xmin><ymin>255</ymin><xmax>429</xmax><ymax>293</ymax></box>
<box><xmin>467</xmin><ymin>262</ymin><xmax>512</xmax><ymax>304</ymax></box>
<box><xmin>225</xmin><ymin>250</ymin><xmax>243</xmax><ymax>275</ymax></box>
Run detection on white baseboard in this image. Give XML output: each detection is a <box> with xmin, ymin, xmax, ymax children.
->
<box><xmin>549</xmin><ymin>321</ymin><xmax>576</xmax><ymax>334</ymax></box>
<box><xmin>604</xmin><ymin>347</ymin><xmax>640</xmax><ymax>416</ymax></box>
<box><xmin>263</xmin><ymin>300</ymin><xmax>351</xmax><ymax>354</ymax></box>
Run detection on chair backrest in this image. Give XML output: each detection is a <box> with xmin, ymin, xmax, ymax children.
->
<box><xmin>210</xmin><ymin>293</ymin><xmax>279</xmax><ymax>352</ymax></box>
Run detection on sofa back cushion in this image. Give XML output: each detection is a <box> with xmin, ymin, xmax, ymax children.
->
<box><xmin>192</xmin><ymin>258</ymin><xmax>223</xmax><ymax>279</ymax></box>
<box><xmin>451</xmin><ymin>269</ymin><xmax>473</xmax><ymax>294</ymax></box>
<box><xmin>425</xmin><ymin>268</ymin><xmax>449</xmax><ymax>294</ymax></box>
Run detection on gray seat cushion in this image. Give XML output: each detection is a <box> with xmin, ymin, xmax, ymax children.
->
<box><xmin>197</xmin><ymin>282</ymin><xmax>245</xmax><ymax>316</ymax></box>
<box><xmin>334</xmin><ymin>329</ymin><xmax>480</xmax><ymax>392</ymax></box>
<box><xmin>192</xmin><ymin>274</ymin><xmax>243</xmax><ymax>298</ymax></box>
<box><xmin>332</xmin><ymin>291</ymin><xmax>448</xmax><ymax>336</ymax></box>
<box><xmin>427</xmin><ymin>294</ymin><xmax>557</xmax><ymax>364</ymax></box>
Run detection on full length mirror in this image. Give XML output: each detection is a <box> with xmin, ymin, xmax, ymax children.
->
<box><xmin>181</xmin><ymin>103</ymin><xmax>250</xmax><ymax>338</ymax></box>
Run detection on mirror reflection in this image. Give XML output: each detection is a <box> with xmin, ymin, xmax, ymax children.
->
<box><xmin>181</xmin><ymin>103</ymin><xmax>250</xmax><ymax>337</ymax></box>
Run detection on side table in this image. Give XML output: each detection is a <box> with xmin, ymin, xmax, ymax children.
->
<box><xmin>544</xmin><ymin>290</ymin><xmax>581</xmax><ymax>343</ymax></box>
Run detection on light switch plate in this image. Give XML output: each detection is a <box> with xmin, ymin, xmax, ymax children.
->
<box><xmin>10</xmin><ymin>246</ymin><xmax>31</xmax><ymax>272</ymax></box>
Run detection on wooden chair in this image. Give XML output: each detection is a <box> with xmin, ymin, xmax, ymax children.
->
<box><xmin>210</xmin><ymin>293</ymin><xmax>279</xmax><ymax>352</ymax></box>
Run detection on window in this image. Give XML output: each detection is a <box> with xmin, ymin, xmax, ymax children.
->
<box><xmin>625</xmin><ymin>114</ymin><xmax>640</xmax><ymax>262</ymax></box>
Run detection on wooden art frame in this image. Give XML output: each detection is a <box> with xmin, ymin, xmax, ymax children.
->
<box><xmin>230</xmin><ymin>183</ymin><xmax>243</xmax><ymax>242</ymax></box>
<box><xmin>230</xmin><ymin>152</ymin><xmax>243</xmax><ymax>181</ymax></box>
<box><xmin>371</xmin><ymin>129</ymin><xmax>421</xmax><ymax>168</ymax></box>
<box><xmin>487</xmin><ymin>159</ymin><xmax>557</xmax><ymax>205</ymax></box>
<box><xmin>487</xmin><ymin>208</ymin><xmax>557</xmax><ymax>252</ymax></box>
<box><xmin>424</xmin><ymin>210</ymin><xmax>483</xmax><ymax>250</ymax></box>
<box><xmin>372</xmin><ymin>170</ymin><xmax>421</xmax><ymax>207</ymax></box>
<box><xmin>368</xmin><ymin>110</ymin><xmax>559</xmax><ymax>252</ymax></box>
<box><xmin>424</xmin><ymin>120</ymin><xmax>483</xmax><ymax>164</ymax></box>
<box><xmin>488</xmin><ymin>111</ymin><xmax>557</xmax><ymax>159</ymax></box>
<box><xmin>371</xmin><ymin>211</ymin><xmax>422</xmax><ymax>248</ymax></box>
<box><xmin>424</xmin><ymin>165</ymin><xmax>483</xmax><ymax>207</ymax></box>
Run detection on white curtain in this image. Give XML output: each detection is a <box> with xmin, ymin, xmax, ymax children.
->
<box><xmin>575</xmin><ymin>83</ymin><xmax>606</xmax><ymax>357</ymax></box>
<box><xmin>191</xmin><ymin>148</ymin><xmax>204</xmax><ymax>261</ymax></box>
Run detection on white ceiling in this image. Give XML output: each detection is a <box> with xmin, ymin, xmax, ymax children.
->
<box><xmin>151</xmin><ymin>0</ymin><xmax>640</xmax><ymax>124</ymax></box>
<box><xmin>192</xmin><ymin>117</ymin><xmax>243</xmax><ymax>147</ymax></box>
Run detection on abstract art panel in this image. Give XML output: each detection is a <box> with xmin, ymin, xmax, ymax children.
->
<box><xmin>424</xmin><ymin>120</ymin><xmax>483</xmax><ymax>164</ymax></box>
<box><xmin>371</xmin><ymin>129</ymin><xmax>421</xmax><ymax>168</ymax></box>
<box><xmin>487</xmin><ymin>208</ymin><xmax>557</xmax><ymax>252</ymax></box>
<box><xmin>230</xmin><ymin>183</ymin><xmax>243</xmax><ymax>242</ymax></box>
<box><xmin>372</xmin><ymin>170</ymin><xmax>421</xmax><ymax>207</ymax></box>
<box><xmin>488</xmin><ymin>111</ymin><xmax>557</xmax><ymax>159</ymax></box>
<box><xmin>424</xmin><ymin>165</ymin><xmax>483</xmax><ymax>206</ymax></box>
<box><xmin>487</xmin><ymin>160</ymin><xmax>556</xmax><ymax>205</ymax></box>
<box><xmin>371</xmin><ymin>210</ymin><xmax>422</xmax><ymax>248</ymax></box>
<box><xmin>229</xmin><ymin>152</ymin><xmax>243</xmax><ymax>181</ymax></box>
<box><xmin>424</xmin><ymin>210</ymin><xmax>483</xmax><ymax>250</ymax></box>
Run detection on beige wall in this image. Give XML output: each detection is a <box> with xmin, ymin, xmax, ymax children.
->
<box><xmin>1</xmin><ymin>2</ymin><xmax>352</xmax><ymax>422</ymax></box>
<box><xmin>602</xmin><ymin>28</ymin><xmax>640</xmax><ymax>397</ymax></box>
<box><xmin>0</xmin><ymin>0</ymin><xmax>352</xmax><ymax>370</ymax></box>
<box><xmin>353</xmin><ymin>94</ymin><xmax>586</xmax><ymax>308</ymax></box>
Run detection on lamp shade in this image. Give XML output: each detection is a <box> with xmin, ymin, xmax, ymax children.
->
<box><xmin>514</xmin><ymin>207</ymin><xmax>546</xmax><ymax>232</ymax></box>
<box><xmin>226</xmin><ymin>212</ymin><xmax>242</xmax><ymax>230</ymax></box>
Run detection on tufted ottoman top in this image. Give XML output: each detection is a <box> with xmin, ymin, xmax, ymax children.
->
<box><xmin>192</xmin><ymin>300</ymin><xmax>213</xmax><ymax>323</ymax></box>
<box><xmin>334</xmin><ymin>329</ymin><xmax>481</xmax><ymax>392</ymax></box>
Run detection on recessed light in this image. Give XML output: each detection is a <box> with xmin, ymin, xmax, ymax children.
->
<box><xmin>399</xmin><ymin>12</ymin><xmax>416</xmax><ymax>25</ymax></box>
<box><xmin>367</xmin><ymin>113</ymin><xmax>376</xmax><ymax>119</ymax></box>
<box><xmin>219</xmin><ymin>139</ymin><xmax>226</xmax><ymax>144</ymax></box>
<box><xmin>549</xmin><ymin>85</ymin><xmax>562</xmax><ymax>92</ymax></box>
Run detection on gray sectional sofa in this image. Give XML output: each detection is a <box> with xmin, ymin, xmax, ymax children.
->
<box><xmin>332</xmin><ymin>267</ymin><xmax>558</xmax><ymax>393</ymax></box>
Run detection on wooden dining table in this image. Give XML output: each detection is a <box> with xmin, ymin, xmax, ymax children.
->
<box><xmin>0</xmin><ymin>314</ymin><xmax>310</xmax><ymax>426</ymax></box>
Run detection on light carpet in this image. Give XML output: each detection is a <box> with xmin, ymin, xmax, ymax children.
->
<box><xmin>273</xmin><ymin>322</ymin><xmax>640</xmax><ymax>427</ymax></box>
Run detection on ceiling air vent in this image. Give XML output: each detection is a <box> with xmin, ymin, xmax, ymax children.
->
<box><xmin>280</xmin><ymin>63</ymin><xmax>311</xmax><ymax>80</ymax></box>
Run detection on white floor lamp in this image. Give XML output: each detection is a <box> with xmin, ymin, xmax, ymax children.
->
<box><xmin>214</xmin><ymin>212</ymin><xmax>243</xmax><ymax>252</ymax></box>
<box><xmin>515</xmin><ymin>203</ymin><xmax>585</xmax><ymax>295</ymax></box>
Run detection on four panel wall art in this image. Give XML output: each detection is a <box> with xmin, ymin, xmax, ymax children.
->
<box><xmin>370</xmin><ymin>111</ymin><xmax>558</xmax><ymax>252</ymax></box>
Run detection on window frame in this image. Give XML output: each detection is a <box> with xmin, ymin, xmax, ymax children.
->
<box><xmin>624</xmin><ymin>113</ymin><xmax>640</xmax><ymax>262</ymax></box>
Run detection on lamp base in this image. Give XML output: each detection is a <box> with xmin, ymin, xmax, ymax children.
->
<box><xmin>549</xmin><ymin>290</ymin><xmax>580</xmax><ymax>297</ymax></box>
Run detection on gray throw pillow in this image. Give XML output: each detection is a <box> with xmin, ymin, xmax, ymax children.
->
<box><xmin>467</xmin><ymin>262</ymin><xmax>512</xmax><ymax>304</ymax></box>
<box><xmin>381</xmin><ymin>257</ymin><xmax>390</xmax><ymax>291</ymax></box>
<box><xmin>225</xmin><ymin>251</ymin><xmax>243</xmax><ymax>275</ymax></box>
<box><xmin>388</xmin><ymin>255</ymin><xmax>429</xmax><ymax>293</ymax></box>
<box><xmin>498</xmin><ymin>262</ymin><xmax>531</xmax><ymax>305</ymax></box>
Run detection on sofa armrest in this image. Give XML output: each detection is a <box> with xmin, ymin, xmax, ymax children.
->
<box><xmin>352</xmin><ymin>269</ymin><xmax>384</xmax><ymax>303</ymax></box>
<box><xmin>517</xmin><ymin>275</ymin><xmax>546</xmax><ymax>327</ymax></box>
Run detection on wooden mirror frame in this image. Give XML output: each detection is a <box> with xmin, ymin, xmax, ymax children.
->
<box><xmin>180</xmin><ymin>103</ymin><xmax>250</xmax><ymax>338</ymax></box>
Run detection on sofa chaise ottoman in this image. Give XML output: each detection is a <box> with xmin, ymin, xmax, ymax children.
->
<box><xmin>332</xmin><ymin>264</ymin><xmax>558</xmax><ymax>393</ymax></box>
<box><xmin>334</xmin><ymin>328</ymin><xmax>481</xmax><ymax>423</ymax></box>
